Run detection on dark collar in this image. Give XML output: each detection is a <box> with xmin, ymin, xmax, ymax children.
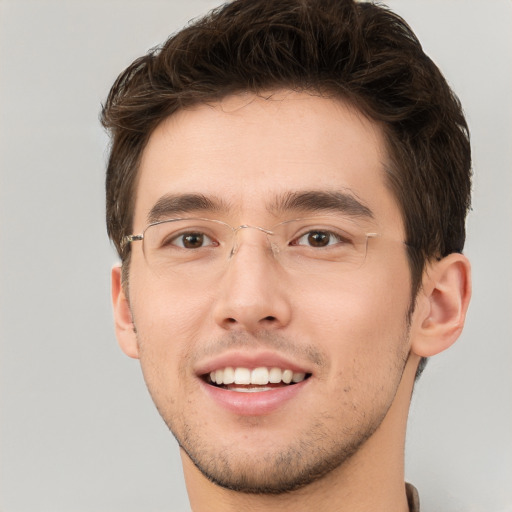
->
<box><xmin>406</xmin><ymin>483</ymin><xmax>420</xmax><ymax>512</ymax></box>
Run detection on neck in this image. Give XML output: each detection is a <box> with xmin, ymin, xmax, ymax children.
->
<box><xmin>183</xmin><ymin>355</ymin><xmax>419</xmax><ymax>512</ymax></box>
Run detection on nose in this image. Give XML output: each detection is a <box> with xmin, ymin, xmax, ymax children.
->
<box><xmin>212</xmin><ymin>229</ymin><xmax>292</xmax><ymax>332</ymax></box>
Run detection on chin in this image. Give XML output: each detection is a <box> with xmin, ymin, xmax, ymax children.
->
<box><xmin>174</xmin><ymin>415</ymin><xmax>379</xmax><ymax>495</ymax></box>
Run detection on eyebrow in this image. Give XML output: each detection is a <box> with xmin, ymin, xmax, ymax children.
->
<box><xmin>147</xmin><ymin>189</ymin><xmax>374</xmax><ymax>224</ymax></box>
<box><xmin>147</xmin><ymin>193</ymin><xmax>228</xmax><ymax>223</ymax></box>
<box><xmin>269</xmin><ymin>190</ymin><xmax>374</xmax><ymax>219</ymax></box>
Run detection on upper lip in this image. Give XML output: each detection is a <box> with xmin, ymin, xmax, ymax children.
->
<box><xmin>194</xmin><ymin>350</ymin><xmax>312</xmax><ymax>377</ymax></box>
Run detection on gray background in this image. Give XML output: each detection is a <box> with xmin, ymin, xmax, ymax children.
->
<box><xmin>1</xmin><ymin>1</ymin><xmax>511</xmax><ymax>511</ymax></box>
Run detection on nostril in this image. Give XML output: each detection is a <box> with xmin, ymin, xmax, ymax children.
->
<box><xmin>263</xmin><ymin>316</ymin><xmax>277</xmax><ymax>322</ymax></box>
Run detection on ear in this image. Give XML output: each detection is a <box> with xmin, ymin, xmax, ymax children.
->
<box><xmin>111</xmin><ymin>265</ymin><xmax>139</xmax><ymax>359</ymax></box>
<box><xmin>411</xmin><ymin>253</ymin><xmax>471</xmax><ymax>358</ymax></box>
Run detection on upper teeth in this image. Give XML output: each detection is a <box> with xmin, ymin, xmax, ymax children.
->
<box><xmin>209</xmin><ymin>367</ymin><xmax>306</xmax><ymax>386</ymax></box>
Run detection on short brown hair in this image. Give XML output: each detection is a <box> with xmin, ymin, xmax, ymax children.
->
<box><xmin>102</xmin><ymin>0</ymin><xmax>471</xmax><ymax>298</ymax></box>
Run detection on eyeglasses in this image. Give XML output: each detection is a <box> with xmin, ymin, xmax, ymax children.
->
<box><xmin>122</xmin><ymin>216</ymin><xmax>387</xmax><ymax>280</ymax></box>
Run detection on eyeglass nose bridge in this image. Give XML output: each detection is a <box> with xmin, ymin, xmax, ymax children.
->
<box><xmin>229</xmin><ymin>224</ymin><xmax>276</xmax><ymax>258</ymax></box>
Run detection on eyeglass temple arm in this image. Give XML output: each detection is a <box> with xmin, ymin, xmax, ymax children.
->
<box><xmin>121</xmin><ymin>234</ymin><xmax>143</xmax><ymax>250</ymax></box>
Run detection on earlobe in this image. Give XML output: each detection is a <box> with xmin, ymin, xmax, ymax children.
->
<box><xmin>111</xmin><ymin>265</ymin><xmax>140</xmax><ymax>359</ymax></box>
<box><xmin>411</xmin><ymin>253</ymin><xmax>472</xmax><ymax>358</ymax></box>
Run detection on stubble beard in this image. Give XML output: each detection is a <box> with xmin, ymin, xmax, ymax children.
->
<box><xmin>135</xmin><ymin>311</ymin><xmax>412</xmax><ymax>496</ymax></box>
<box><xmin>155</xmin><ymin>345</ymin><xmax>410</xmax><ymax>495</ymax></box>
<box><xmin>176</xmin><ymin>412</ymin><xmax>384</xmax><ymax>495</ymax></box>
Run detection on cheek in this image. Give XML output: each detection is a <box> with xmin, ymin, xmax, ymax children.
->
<box><xmin>293</xmin><ymin>266</ymin><xmax>412</xmax><ymax>371</ymax></box>
<box><xmin>129</xmin><ymin>287</ymin><xmax>211</xmax><ymax>419</ymax></box>
<box><xmin>129</xmin><ymin>270</ymin><xmax>215</xmax><ymax>381</ymax></box>
<box><xmin>131</xmin><ymin>258</ymin><xmax>212</xmax><ymax>331</ymax></box>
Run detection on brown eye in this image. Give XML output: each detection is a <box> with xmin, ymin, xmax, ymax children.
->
<box><xmin>172</xmin><ymin>232</ymin><xmax>213</xmax><ymax>249</ymax></box>
<box><xmin>295</xmin><ymin>230</ymin><xmax>345</xmax><ymax>248</ymax></box>
<box><xmin>307</xmin><ymin>231</ymin><xmax>330</xmax><ymax>247</ymax></box>
<box><xmin>182</xmin><ymin>233</ymin><xmax>204</xmax><ymax>248</ymax></box>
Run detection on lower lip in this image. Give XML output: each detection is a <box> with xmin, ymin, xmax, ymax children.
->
<box><xmin>199</xmin><ymin>378</ymin><xmax>309</xmax><ymax>416</ymax></box>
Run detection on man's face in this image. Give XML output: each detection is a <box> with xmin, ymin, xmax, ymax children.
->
<box><xmin>117</xmin><ymin>91</ymin><xmax>416</xmax><ymax>493</ymax></box>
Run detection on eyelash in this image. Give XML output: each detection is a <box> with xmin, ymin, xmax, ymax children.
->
<box><xmin>162</xmin><ymin>228</ymin><xmax>353</xmax><ymax>250</ymax></box>
<box><xmin>291</xmin><ymin>229</ymin><xmax>351</xmax><ymax>247</ymax></box>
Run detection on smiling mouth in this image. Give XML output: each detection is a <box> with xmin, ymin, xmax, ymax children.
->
<box><xmin>204</xmin><ymin>366</ymin><xmax>311</xmax><ymax>392</ymax></box>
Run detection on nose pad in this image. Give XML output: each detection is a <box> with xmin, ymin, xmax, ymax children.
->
<box><xmin>229</xmin><ymin>225</ymin><xmax>276</xmax><ymax>259</ymax></box>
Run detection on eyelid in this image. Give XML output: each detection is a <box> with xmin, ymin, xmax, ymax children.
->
<box><xmin>168</xmin><ymin>231</ymin><xmax>217</xmax><ymax>248</ymax></box>
<box><xmin>153</xmin><ymin>223</ymin><xmax>215</xmax><ymax>248</ymax></box>
<box><xmin>291</xmin><ymin>228</ymin><xmax>352</xmax><ymax>246</ymax></box>
<box><xmin>280</xmin><ymin>218</ymin><xmax>360</xmax><ymax>238</ymax></box>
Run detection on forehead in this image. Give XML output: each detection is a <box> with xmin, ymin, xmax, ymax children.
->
<box><xmin>134</xmin><ymin>91</ymin><xmax>402</xmax><ymax>234</ymax></box>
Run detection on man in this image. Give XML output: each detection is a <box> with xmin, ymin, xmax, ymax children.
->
<box><xmin>101</xmin><ymin>1</ymin><xmax>471</xmax><ymax>510</ymax></box>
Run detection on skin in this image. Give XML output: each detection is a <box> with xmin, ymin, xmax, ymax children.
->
<box><xmin>112</xmin><ymin>91</ymin><xmax>471</xmax><ymax>512</ymax></box>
